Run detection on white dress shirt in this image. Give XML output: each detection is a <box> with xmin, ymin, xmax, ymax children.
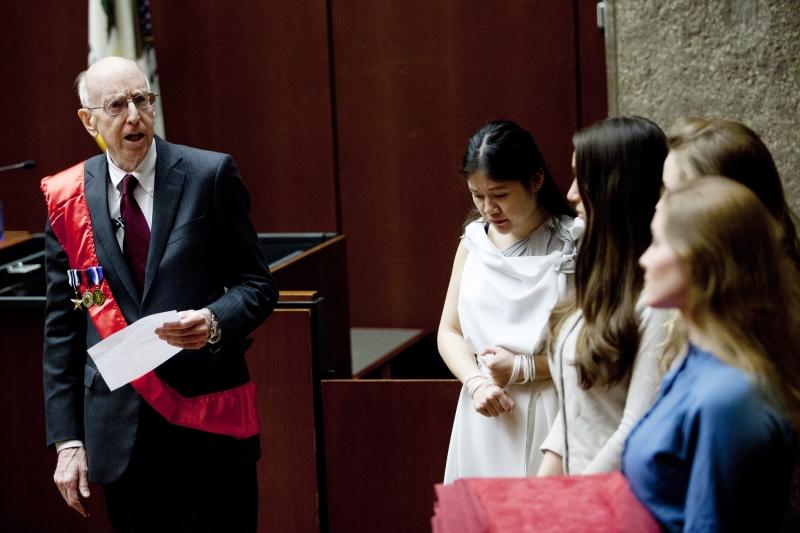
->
<box><xmin>107</xmin><ymin>139</ymin><xmax>157</xmax><ymax>244</ymax></box>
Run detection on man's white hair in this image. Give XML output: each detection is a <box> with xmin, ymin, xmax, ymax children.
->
<box><xmin>75</xmin><ymin>58</ymin><xmax>151</xmax><ymax>108</ymax></box>
<box><xmin>75</xmin><ymin>71</ymin><xmax>91</xmax><ymax>107</ymax></box>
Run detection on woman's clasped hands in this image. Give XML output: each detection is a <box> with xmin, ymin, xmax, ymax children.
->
<box><xmin>464</xmin><ymin>369</ymin><xmax>515</xmax><ymax>417</ymax></box>
<box><xmin>463</xmin><ymin>346</ymin><xmax>530</xmax><ymax>417</ymax></box>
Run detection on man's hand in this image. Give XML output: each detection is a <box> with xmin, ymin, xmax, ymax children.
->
<box><xmin>155</xmin><ymin>309</ymin><xmax>211</xmax><ymax>350</ymax></box>
<box><xmin>472</xmin><ymin>383</ymin><xmax>516</xmax><ymax>417</ymax></box>
<box><xmin>54</xmin><ymin>447</ymin><xmax>90</xmax><ymax>517</ymax></box>
<box><xmin>479</xmin><ymin>346</ymin><xmax>516</xmax><ymax>387</ymax></box>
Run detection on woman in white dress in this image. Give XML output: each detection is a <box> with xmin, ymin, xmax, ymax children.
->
<box><xmin>439</xmin><ymin>120</ymin><xmax>581</xmax><ymax>482</ymax></box>
<box><xmin>538</xmin><ymin>116</ymin><xmax>671</xmax><ymax>475</ymax></box>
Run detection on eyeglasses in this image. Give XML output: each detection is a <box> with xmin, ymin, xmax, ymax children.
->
<box><xmin>86</xmin><ymin>93</ymin><xmax>158</xmax><ymax>117</ymax></box>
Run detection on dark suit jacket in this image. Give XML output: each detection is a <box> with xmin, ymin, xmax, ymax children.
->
<box><xmin>43</xmin><ymin>137</ymin><xmax>278</xmax><ymax>484</ymax></box>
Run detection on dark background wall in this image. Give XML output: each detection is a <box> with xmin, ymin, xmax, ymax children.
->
<box><xmin>1</xmin><ymin>0</ymin><xmax>606</xmax><ymax>329</ymax></box>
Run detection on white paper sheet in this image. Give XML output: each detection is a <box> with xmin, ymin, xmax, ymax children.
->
<box><xmin>87</xmin><ymin>310</ymin><xmax>182</xmax><ymax>391</ymax></box>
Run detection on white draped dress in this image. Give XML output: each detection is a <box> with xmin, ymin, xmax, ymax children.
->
<box><xmin>443</xmin><ymin>214</ymin><xmax>582</xmax><ymax>482</ymax></box>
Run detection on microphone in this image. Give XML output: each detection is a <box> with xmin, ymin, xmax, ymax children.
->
<box><xmin>0</xmin><ymin>160</ymin><xmax>36</xmax><ymax>172</ymax></box>
<box><xmin>112</xmin><ymin>216</ymin><xmax>126</xmax><ymax>230</ymax></box>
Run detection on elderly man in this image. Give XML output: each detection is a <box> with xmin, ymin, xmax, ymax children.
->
<box><xmin>42</xmin><ymin>56</ymin><xmax>277</xmax><ymax>532</ymax></box>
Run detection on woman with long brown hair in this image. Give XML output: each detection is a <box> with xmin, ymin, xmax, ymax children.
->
<box><xmin>538</xmin><ymin>116</ymin><xmax>671</xmax><ymax>475</ymax></box>
<box><xmin>624</xmin><ymin>176</ymin><xmax>800</xmax><ymax>531</ymax></box>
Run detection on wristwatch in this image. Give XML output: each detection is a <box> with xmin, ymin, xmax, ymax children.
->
<box><xmin>204</xmin><ymin>308</ymin><xmax>222</xmax><ymax>344</ymax></box>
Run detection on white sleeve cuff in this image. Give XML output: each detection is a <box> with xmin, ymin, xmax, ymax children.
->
<box><xmin>540</xmin><ymin>412</ymin><xmax>566</xmax><ymax>456</ymax></box>
<box><xmin>55</xmin><ymin>440</ymin><xmax>84</xmax><ymax>452</ymax></box>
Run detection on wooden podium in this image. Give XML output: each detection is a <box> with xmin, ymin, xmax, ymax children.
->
<box><xmin>264</xmin><ymin>232</ymin><xmax>352</xmax><ymax>379</ymax></box>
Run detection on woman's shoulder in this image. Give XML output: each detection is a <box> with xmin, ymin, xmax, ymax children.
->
<box><xmin>692</xmin><ymin>357</ymin><xmax>753</xmax><ymax>404</ymax></box>
<box><xmin>462</xmin><ymin>218</ymin><xmax>490</xmax><ymax>236</ymax></box>
<box><xmin>461</xmin><ymin>219</ymin><xmax>488</xmax><ymax>247</ymax></box>
<box><xmin>549</xmin><ymin>214</ymin><xmax>584</xmax><ymax>243</ymax></box>
<box><xmin>687</xmin><ymin>350</ymin><xmax>790</xmax><ymax>433</ymax></box>
<box><xmin>535</xmin><ymin>214</ymin><xmax>583</xmax><ymax>262</ymax></box>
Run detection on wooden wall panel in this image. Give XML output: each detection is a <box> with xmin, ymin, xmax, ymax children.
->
<box><xmin>0</xmin><ymin>2</ymin><xmax>92</xmax><ymax>233</ymax></box>
<box><xmin>249</xmin><ymin>307</ymin><xmax>322</xmax><ymax>533</ymax></box>
<box><xmin>1</xmin><ymin>1</ymin><xmax>338</xmax><ymax>235</ymax></box>
<box><xmin>332</xmin><ymin>0</ymin><xmax>581</xmax><ymax>327</ymax></box>
<box><xmin>148</xmin><ymin>1</ymin><xmax>338</xmax><ymax>233</ymax></box>
<box><xmin>3</xmin><ymin>0</ymin><xmax>607</xmax><ymax>336</ymax></box>
<box><xmin>322</xmin><ymin>380</ymin><xmax>462</xmax><ymax>533</ymax></box>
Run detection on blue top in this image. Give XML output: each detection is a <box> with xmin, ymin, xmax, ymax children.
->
<box><xmin>621</xmin><ymin>344</ymin><xmax>794</xmax><ymax>532</ymax></box>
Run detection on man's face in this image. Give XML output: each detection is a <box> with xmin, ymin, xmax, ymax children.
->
<box><xmin>77</xmin><ymin>60</ymin><xmax>155</xmax><ymax>172</ymax></box>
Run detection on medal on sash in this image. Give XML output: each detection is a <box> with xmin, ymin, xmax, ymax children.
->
<box><xmin>87</xmin><ymin>266</ymin><xmax>106</xmax><ymax>306</ymax></box>
<box><xmin>81</xmin><ymin>290</ymin><xmax>94</xmax><ymax>308</ymax></box>
<box><xmin>67</xmin><ymin>269</ymin><xmax>86</xmax><ymax>310</ymax></box>
<box><xmin>67</xmin><ymin>266</ymin><xmax>105</xmax><ymax>310</ymax></box>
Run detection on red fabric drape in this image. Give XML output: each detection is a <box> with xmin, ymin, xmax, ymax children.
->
<box><xmin>432</xmin><ymin>472</ymin><xmax>659</xmax><ymax>533</ymax></box>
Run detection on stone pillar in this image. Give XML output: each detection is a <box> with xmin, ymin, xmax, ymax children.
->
<box><xmin>605</xmin><ymin>0</ymin><xmax>800</xmax><ymax>210</ymax></box>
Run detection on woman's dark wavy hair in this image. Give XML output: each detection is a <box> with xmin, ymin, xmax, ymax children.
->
<box><xmin>460</xmin><ymin>120</ymin><xmax>574</xmax><ymax>219</ymax></box>
<box><xmin>549</xmin><ymin>116</ymin><xmax>667</xmax><ymax>389</ymax></box>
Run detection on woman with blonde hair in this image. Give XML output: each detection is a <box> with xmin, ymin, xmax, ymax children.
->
<box><xmin>657</xmin><ymin>117</ymin><xmax>800</xmax><ymax>372</ymax></box>
<box><xmin>664</xmin><ymin>116</ymin><xmax>800</xmax><ymax>263</ymax></box>
<box><xmin>624</xmin><ymin>176</ymin><xmax>800</xmax><ymax>531</ymax></box>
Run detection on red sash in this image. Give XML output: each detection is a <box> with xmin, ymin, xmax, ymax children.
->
<box><xmin>41</xmin><ymin>162</ymin><xmax>259</xmax><ymax>439</ymax></box>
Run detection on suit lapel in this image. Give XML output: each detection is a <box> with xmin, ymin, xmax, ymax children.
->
<box><xmin>84</xmin><ymin>155</ymin><xmax>141</xmax><ymax>306</ymax></box>
<box><xmin>143</xmin><ymin>138</ymin><xmax>186</xmax><ymax>302</ymax></box>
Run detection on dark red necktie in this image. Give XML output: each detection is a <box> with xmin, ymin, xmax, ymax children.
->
<box><xmin>120</xmin><ymin>174</ymin><xmax>150</xmax><ymax>294</ymax></box>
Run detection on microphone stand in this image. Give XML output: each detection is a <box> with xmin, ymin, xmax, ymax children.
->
<box><xmin>0</xmin><ymin>160</ymin><xmax>36</xmax><ymax>172</ymax></box>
